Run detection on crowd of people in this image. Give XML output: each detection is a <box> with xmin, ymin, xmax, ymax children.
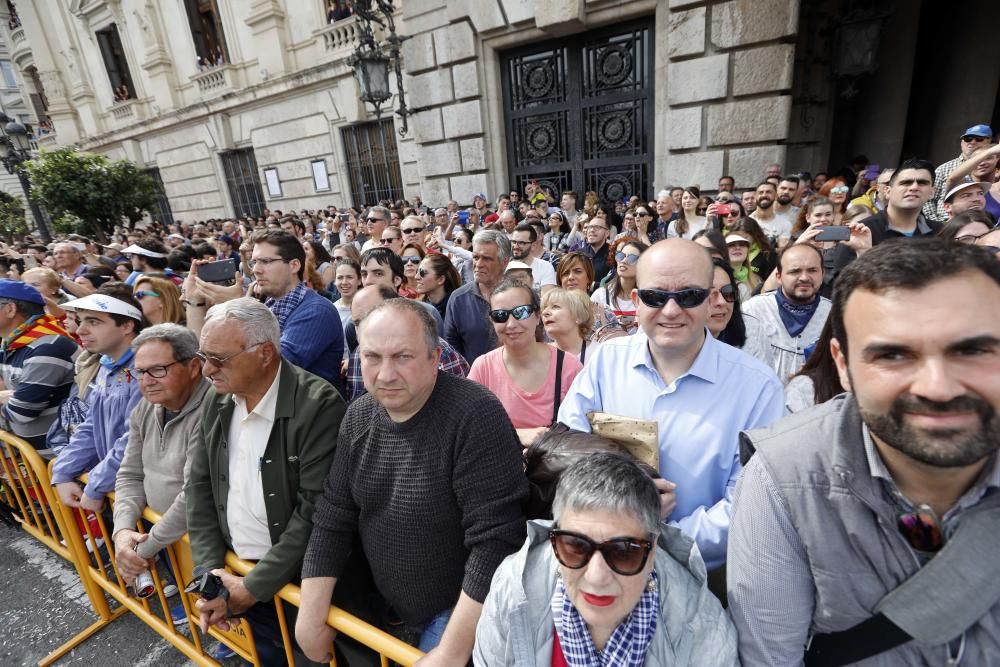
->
<box><xmin>1</xmin><ymin>121</ymin><xmax>999</xmax><ymax>666</ymax></box>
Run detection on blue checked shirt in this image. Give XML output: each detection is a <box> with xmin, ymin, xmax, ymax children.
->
<box><xmin>345</xmin><ymin>338</ymin><xmax>470</xmax><ymax>402</ymax></box>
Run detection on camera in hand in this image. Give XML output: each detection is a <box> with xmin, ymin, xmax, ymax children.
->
<box><xmin>198</xmin><ymin>258</ymin><xmax>237</xmax><ymax>286</ymax></box>
<box><xmin>184</xmin><ymin>566</ymin><xmax>225</xmax><ymax>600</ymax></box>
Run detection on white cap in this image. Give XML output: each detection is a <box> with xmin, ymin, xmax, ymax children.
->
<box><xmin>725</xmin><ymin>234</ymin><xmax>750</xmax><ymax>245</ymax></box>
<box><xmin>62</xmin><ymin>293</ymin><xmax>143</xmax><ymax>321</ymax></box>
<box><xmin>122</xmin><ymin>244</ymin><xmax>167</xmax><ymax>258</ymax></box>
<box><xmin>505</xmin><ymin>260</ymin><xmax>533</xmax><ymax>272</ymax></box>
<box><xmin>944</xmin><ymin>180</ymin><xmax>990</xmax><ymax>203</ymax></box>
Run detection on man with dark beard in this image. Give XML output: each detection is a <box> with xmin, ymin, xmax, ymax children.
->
<box><xmin>728</xmin><ymin>239</ymin><xmax>1000</xmax><ymax>665</ymax></box>
<box><xmin>749</xmin><ymin>181</ymin><xmax>791</xmax><ymax>246</ymax></box>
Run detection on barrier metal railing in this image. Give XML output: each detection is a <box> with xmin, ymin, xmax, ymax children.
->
<box><xmin>0</xmin><ymin>432</ymin><xmax>424</xmax><ymax>667</ymax></box>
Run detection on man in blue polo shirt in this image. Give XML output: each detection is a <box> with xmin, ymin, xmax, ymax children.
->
<box><xmin>557</xmin><ymin>239</ymin><xmax>784</xmax><ymax>571</ymax></box>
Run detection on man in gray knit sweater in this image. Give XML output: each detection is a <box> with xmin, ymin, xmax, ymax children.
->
<box><xmin>296</xmin><ymin>299</ymin><xmax>528</xmax><ymax>666</ymax></box>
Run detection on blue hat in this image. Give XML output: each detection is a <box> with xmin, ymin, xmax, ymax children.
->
<box><xmin>0</xmin><ymin>280</ymin><xmax>44</xmax><ymax>305</ymax></box>
<box><xmin>962</xmin><ymin>124</ymin><xmax>993</xmax><ymax>138</ymax></box>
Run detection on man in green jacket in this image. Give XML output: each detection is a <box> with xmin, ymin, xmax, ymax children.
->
<box><xmin>186</xmin><ymin>297</ymin><xmax>346</xmax><ymax>666</ymax></box>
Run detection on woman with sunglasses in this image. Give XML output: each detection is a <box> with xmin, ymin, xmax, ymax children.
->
<box><xmin>707</xmin><ymin>258</ymin><xmax>771</xmax><ymax>365</ymax></box>
<box><xmin>397</xmin><ymin>243</ymin><xmax>425</xmax><ymax>299</ymax></box>
<box><xmin>590</xmin><ymin>239</ymin><xmax>648</xmax><ymax>333</ymax></box>
<box><xmin>631</xmin><ymin>207</ymin><xmax>655</xmax><ymax>246</ymax></box>
<box><xmin>467</xmin><ymin>279</ymin><xmax>582</xmax><ymax>445</ymax></box>
<box><xmin>544</xmin><ymin>210</ymin><xmax>572</xmax><ymax>256</ymax></box>
<box><xmin>817</xmin><ymin>178</ymin><xmax>850</xmax><ymax>224</ymax></box>
<box><xmin>475</xmin><ymin>452</ymin><xmax>737</xmax><ymax>665</ymax></box>
<box><xmin>414</xmin><ymin>253</ymin><xmax>462</xmax><ymax>320</ymax></box>
<box><xmin>134</xmin><ymin>274</ymin><xmax>185</xmax><ymax>325</ymax></box>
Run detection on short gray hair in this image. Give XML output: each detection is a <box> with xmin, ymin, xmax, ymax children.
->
<box><xmin>552</xmin><ymin>452</ymin><xmax>661</xmax><ymax>536</ymax></box>
<box><xmin>360</xmin><ymin>298</ymin><xmax>439</xmax><ymax>357</ymax></box>
<box><xmin>203</xmin><ymin>297</ymin><xmax>281</xmax><ymax>349</ymax></box>
<box><xmin>472</xmin><ymin>229</ymin><xmax>512</xmax><ymax>263</ymax></box>
<box><xmin>132</xmin><ymin>323</ymin><xmax>199</xmax><ymax>360</ymax></box>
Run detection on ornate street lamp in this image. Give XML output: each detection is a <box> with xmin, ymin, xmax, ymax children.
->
<box><xmin>350</xmin><ymin>0</ymin><xmax>411</xmax><ymax>137</ymax></box>
<box><xmin>0</xmin><ymin>112</ymin><xmax>50</xmax><ymax>243</ymax></box>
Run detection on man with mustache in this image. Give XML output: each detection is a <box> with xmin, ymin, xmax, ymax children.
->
<box><xmin>749</xmin><ymin>181</ymin><xmax>792</xmax><ymax>246</ymax></box>
<box><xmin>729</xmin><ymin>239</ymin><xmax>1000</xmax><ymax>665</ymax></box>
<box><xmin>742</xmin><ymin>243</ymin><xmax>830</xmax><ymax>383</ymax></box>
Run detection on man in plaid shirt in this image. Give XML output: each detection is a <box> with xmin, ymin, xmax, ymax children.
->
<box><xmin>344</xmin><ymin>285</ymin><xmax>469</xmax><ymax>402</ymax></box>
<box><xmin>924</xmin><ymin>123</ymin><xmax>993</xmax><ymax>222</ymax></box>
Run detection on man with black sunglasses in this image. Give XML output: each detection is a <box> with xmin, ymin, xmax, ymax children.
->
<box><xmin>925</xmin><ymin>124</ymin><xmax>994</xmax><ymax>222</ymax></box>
<box><xmin>730</xmin><ymin>239</ymin><xmax>1000</xmax><ymax>665</ymax></box>
<box><xmin>557</xmin><ymin>239</ymin><xmax>784</xmax><ymax>576</ymax></box>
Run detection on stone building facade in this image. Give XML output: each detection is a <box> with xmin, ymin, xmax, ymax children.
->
<box><xmin>1</xmin><ymin>0</ymin><xmax>997</xmax><ymax>221</ymax></box>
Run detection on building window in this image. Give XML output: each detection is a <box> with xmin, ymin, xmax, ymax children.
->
<box><xmin>144</xmin><ymin>168</ymin><xmax>174</xmax><ymax>226</ymax></box>
<box><xmin>341</xmin><ymin>119</ymin><xmax>403</xmax><ymax>208</ymax></box>
<box><xmin>95</xmin><ymin>23</ymin><xmax>135</xmax><ymax>103</ymax></box>
<box><xmin>220</xmin><ymin>148</ymin><xmax>266</xmax><ymax>219</ymax></box>
<box><xmin>184</xmin><ymin>0</ymin><xmax>228</xmax><ymax>70</ymax></box>
<box><xmin>0</xmin><ymin>60</ymin><xmax>16</xmax><ymax>88</ymax></box>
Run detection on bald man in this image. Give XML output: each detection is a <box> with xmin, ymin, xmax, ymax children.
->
<box><xmin>558</xmin><ymin>239</ymin><xmax>783</xmax><ymax>572</ymax></box>
<box><xmin>743</xmin><ymin>244</ymin><xmax>831</xmax><ymax>383</ymax></box>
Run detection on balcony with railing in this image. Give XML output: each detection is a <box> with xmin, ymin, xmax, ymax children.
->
<box><xmin>313</xmin><ymin>15</ymin><xmax>372</xmax><ymax>62</ymax></box>
<box><xmin>191</xmin><ymin>64</ymin><xmax>236</xmax><ymax>96</ymax></box>
<box><xmin>110</xmin><ymin>99</ymin><xmax>135</xmax><ymax>121</ymax></box>
<box><xmin>9</xmin><ymin>25</ymin><xmax>31</xmax><ymax>68</ymax></box>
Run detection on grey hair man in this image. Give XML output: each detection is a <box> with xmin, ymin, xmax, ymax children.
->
<box><xmin>498</xmin><ymin>210</ymin><xmax>517</xmax><ymax>237</ymax></box>
<box><xmin>362</xmin><ymin>205</ymin><xmax>392</xmax><ymax>251</ymax></box>
<box><xmin>298</xmin><ymin>298</ymin><xmax>527</xmax><ymax>664</ymax></box>
<box><xmin>443</xmin><ymin>230</ymin><xmax>511</xmax><ymax>365</ymax></box>
<box><xmin>186</xmin><ymin>297</ymin><xmax>346</xmax><ymax>664</ymax></box>
<box><xmin>112</xmin><ymin>324</ymin><xmax>210</xmax><ymax>588</ymax></box>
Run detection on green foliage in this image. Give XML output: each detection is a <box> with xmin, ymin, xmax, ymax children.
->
<box><xmin>23</xmin><ymin>147</ymin><xmax>158</xmax><ymax>241</ymax></box>
<box><xmin>0</xmin><ymin>190</ymin><xmax>27</xmax><ymax>240</ymax></box>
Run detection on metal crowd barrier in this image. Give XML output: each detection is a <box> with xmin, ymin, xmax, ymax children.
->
<box><xmin>0</xmin><ymin>431</ymin><xmax>423</xmax><ymax>667</ymax></box>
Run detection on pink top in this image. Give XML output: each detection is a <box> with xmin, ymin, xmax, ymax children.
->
<box><xmin>467</xmin><ymin>344</ymin><xmax>583</xmax><ymax>428</ymax></box>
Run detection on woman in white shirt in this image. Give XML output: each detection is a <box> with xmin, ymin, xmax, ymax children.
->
<box><xmin>668</xmin><ymin>186</ymin><xmax>709</xmax><ymax>240</ymax></box>
<box><xmin>332</xmin><ymin>258</ymin><xmax>360</xmax><ymax>331</ymax></box>
<box><xmin>590</xmin><ymin>238</ymin><xmax>648</xmax><ymax>333</ymax></box>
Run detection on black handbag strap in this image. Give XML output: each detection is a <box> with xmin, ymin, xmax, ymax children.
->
<box><xmin>551</xmin><ymin>349</ymin><xmax>564</xmax><ymax>425</ymax></box>
<box><xmin>804</xmin><ymin>613</ymin><xmax>910</xmax><ymax>667</ymax></box>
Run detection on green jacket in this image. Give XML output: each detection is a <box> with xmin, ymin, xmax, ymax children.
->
<box><xmin>186</xmin><ymin>361</ymin><xmax>346</xmax><ymax>601</ymax></box>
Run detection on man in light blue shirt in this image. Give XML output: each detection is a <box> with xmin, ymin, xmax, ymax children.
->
<box><xmin>558</xmin><ymin>239</ymin><xmax>783</xmax><ymax>569</ymax></box>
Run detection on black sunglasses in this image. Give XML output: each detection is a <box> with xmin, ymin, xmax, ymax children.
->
<box><xmin>637</xmin><ymin>287</ymin><xmax>711</xmax><ymax>309</ymax></box>
<box><xmin>615</xmin><ymin>251</ymin><xmax>640</xmax><ymax>265</ymax></box>
<box><xmin>489</xmin><ymin>304</ymin><xmax>536</xmax><ymax>323</ymax></box>
<box><xmin>714</xmin><ymin>284</ymin><xmax>736</xmax><ymax>303</ymax></box>
<box><xmin>416</xmin><ymin>268</ymin><xmax>434</xmax><ymax>278</ymax></box>
<box><xmin>550</xmin><ymin>529</ymin><xmax>654</xmax><ymax>576</ymax></box>
<box><xmin>402</xmin><ymin>256</ymin><xmax>421</xmax><ymax>265</ymax></box>
<box><xmin>962</xmin><ymin>135</ymin><xmax>989</xmax><ymax>143</ymax></box>
<box><xmin>401</xmin><ymin>227</ymin><xmax>424</xmax><ymax>235</ymax></box>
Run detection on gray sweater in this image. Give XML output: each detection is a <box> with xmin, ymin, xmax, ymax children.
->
<box><xmin>112</xmin><ymin>378</ymin><xmax>211</xmax><ymax>558</ymax></box>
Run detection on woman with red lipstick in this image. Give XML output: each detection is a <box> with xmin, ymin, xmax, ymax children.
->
<box><xmin>474</xmin><ymin>452</ymin><xmax>738</xmax><ymax>665</ymax></box>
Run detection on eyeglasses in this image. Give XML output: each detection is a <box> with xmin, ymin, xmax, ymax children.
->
<box><xmin>962</xmin><ymin>135</ymin><xmax>989</xmax><ymax>143</ymax></box>
<box><xmin>510</xmin><ymin>240</ymin><xmax>533</xmax><ymax>246</ymax></box>
<box><xmin>897</xmin><ymin>504</ymin><xmax>944</xmax><ymax>552</ymax></box>
<box><xmin>401</xmin><ymin>227</ymin><xmax>423</xmax><ymax>235</ymax></box>
<box><xmin>379</xmin><ymin>237</ymin><xmax>399</xmax><ymax>244</ymax></box>
<box><xmin>956</xmin><ymin>232</ymin><xmax>990</xmax><ymax>244</ymax></box>
<box><xmin>366</xmin><ymin>217</ymin><xmax>385</xmax><ymax>223</ymax></box>
<box><xmin>416</xmin><ymin>268</ymin><xmax>435</xmax><ymax>278</ymax></box>
<box><xmin>334</xmin><ymin>256</ymin><xmax>353</xmax><ymax>264</ymax></box>
<box><xmin>713</xmin><ymin>284</ymin><xmax>736</xmax><ymax>303</ymax></box>
<box><xmin>489</xmin><ymin>304</ymin><xmax>536</xmax><ymax>323</ymax></box>
<box><xmin>134</xmin><ymin>290</ymin><xmax>160</xmax><ymax>300</ymax></box>
<box><xmin>615</xmin><ymin>251</ymin><xmax>640</xmax><ymax>265</ymax></box>
<box><xmin>636</xmin><ymin>287</ymin><xmax>711</xmax><ymax>309</ymax></box>
<box><xmin>134</xmin><ymin>359</ymin><xmax>187</xmax><ymax>379</ymax></box>
<box><xmin>248</xmin><ymin>257</ymin><xmax>287</xmax><ymax>269</ymax></box>
<box><xmin>636</xmin><ymin>211</ymin><xmax>650</xmax><ymax>217</ymax></box>
<box><xmin>830</xmin><ymin>185</ymin><xmax>850</xmax><ymax>194</ymax></box>
<box><xmin>195</xmin><ymin>343</ymin><xmax>262</xmax><ymax>367</ymax></box>
<box><xmin>550</xmin><ymin>529</ymin><xmax>654</xmax><ymax>576</ymax></box>
<box><xmin>402</xmin><ymin>256</ymin><xmax>422</xmax><ymax>265</ymax></box>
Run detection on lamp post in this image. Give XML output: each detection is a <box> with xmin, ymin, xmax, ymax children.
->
<box><xmin>350</xmin><ymin>0</ymin><xmax>411</xmax><ymax>137</ymax></box>
<box><xmin>0</xmin><ymin>113</ymin><xmax>50</xmax><ymax>243</ymax></box>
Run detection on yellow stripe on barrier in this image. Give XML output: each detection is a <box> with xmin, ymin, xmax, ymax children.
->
<box><xmin>1</xmin><ymin>433</ymin><xmax>426</xmax><ymax>667</ymax></box>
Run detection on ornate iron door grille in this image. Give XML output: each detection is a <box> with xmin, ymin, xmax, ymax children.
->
<box><xmin>501</xmin><ymin>19</ymin><xmax>654</xmax><ymax>205</ymax></box>
<box><xmin>342</xmin><ymin>119</ymin><xmax>404</xmax><ymax>208</ymax></box>
<box><xmin>220</xmin><ymin>148</ymin><xmax>266</xmax><ymax>219</ymax></box>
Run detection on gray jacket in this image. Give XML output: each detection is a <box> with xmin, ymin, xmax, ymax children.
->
<box><xmin>735</xmin><ymin>395</ymin><xmax>1000</xmax><ymax>665</ymax></box>
<box><xmin>473</xmin><ymin>519</ymin><xmax>738</xmax><ymax>666</ymax></box>
<box><xmin>112</xmin><ymin>377</ymin><xmax>211</xmax><ymax>558</ymax></box>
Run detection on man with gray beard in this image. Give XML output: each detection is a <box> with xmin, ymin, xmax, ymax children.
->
<box><xmin>729</xmin><ymin>239</ymin><xmax>1000</xmax><ymax>665</ymax></box>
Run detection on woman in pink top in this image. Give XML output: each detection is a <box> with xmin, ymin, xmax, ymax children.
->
<box><xmin>468</xmin><ymin>278</ymin><xmax>582</xmax><ymax>445</ymax></box>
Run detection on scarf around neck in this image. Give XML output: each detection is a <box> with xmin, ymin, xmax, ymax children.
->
<box><xmin>551</xmin><ymin>571</ymin><xmax>658</xmax><ymax>667</ymax></box>
<box><xmin>1</xmin><ymin>314</ymin><xmax>73</xmax><ymax>354</ymax></box>
<box><xmin>775</xmin><ymin>288</ymin><xmax>820</xmax><ymax>338</ymax></box>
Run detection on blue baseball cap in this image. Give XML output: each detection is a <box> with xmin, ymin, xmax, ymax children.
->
<box><xmin>0</xmin><ymin>279</ymin><xmax>44</xmax><ymax>305</ymax></box>
<box><xmin>962</xmin><ymin>124</ymin><xmax>993</xmax><ymax>139</ymax></box>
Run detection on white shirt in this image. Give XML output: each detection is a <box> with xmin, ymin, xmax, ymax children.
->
<box><xmin>530</xmin><ymin>257</ymin><xmax>557</xmax><ymax>291</ymax></box>
<box><xmin>226</xmin><ymin>367</ymin><xmax>281</xmax><ymax>560</ymax></box>
<box><xmin>751</xmin><ymin>210</ymin><xmax>795</xmax><ymax>241</ymax></box>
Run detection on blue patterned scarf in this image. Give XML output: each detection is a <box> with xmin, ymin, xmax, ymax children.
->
<box><xmin>551</xmin><ymin>571</ymin><xmax>658</xmax><ymax>667</ymax></box>
<box><xmin>265</xmin><ymin>281</ymin><xmax>308</xmax><ymax>329</ymax></box>
<box><xmin>775</xmin><ymin>288</ymin><xmax>820</xmax><ymax>339</ymax></box>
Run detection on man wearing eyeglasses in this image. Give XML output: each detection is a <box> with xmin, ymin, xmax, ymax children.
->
<box><xmin>112</xmin><ymin>324</ymin><xmax>209</xmax><ymax>600</ymax></box>
<box><xmin>187</xmin><ymin>298</ymin><xmax>346</xmax><ymax>666</ymax></box>
<box><xmin>730</xmin><ymin>239</ymin><xmax>1000</xmax><ymax>666</ymax></box>
<box><xmin>557</xmin><ymin>240</ymin><xmax>784</xmax><ymax>575</ymax></box>
<box><xmin>925</xmin><ymin>124</ymin><xmax>994</xmax><ymax>222</ymax></box>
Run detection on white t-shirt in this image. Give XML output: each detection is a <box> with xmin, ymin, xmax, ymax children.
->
<box><xmin>530</xmin><ymin>257</ymin><xmax>557</xmax><ymax>291</ymax></box>
<box><xmin>751</xmin><ymin>210</ymin><xmax>795</xmax><ymax>241</ymax></box>
<box><xmin>667</xmin><ymin>216</ymin><xmax>708</xmax><ymax>240</ymax></box>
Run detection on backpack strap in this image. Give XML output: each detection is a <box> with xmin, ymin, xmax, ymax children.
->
<box><xmin>551</xmin><ymin>349</ymin><xmax>565</xmax><ymax>425</ymax></box>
